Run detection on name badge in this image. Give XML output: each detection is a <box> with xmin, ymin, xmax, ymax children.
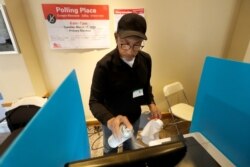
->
<box><xmin>133</xmin><ymin>89</ymin><xmax>144</xmax><ymax>98</ymax></box>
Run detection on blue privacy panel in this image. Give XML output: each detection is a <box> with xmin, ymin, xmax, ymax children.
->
<box><xmin>190</xmin><ymin>56</ymin><xmax>250</xmax><ymax>167</ymax></box>
<box><xmin>0</xmin><ymin>70</ymin><xmax>90</xmax><ymax>167</ymax></box>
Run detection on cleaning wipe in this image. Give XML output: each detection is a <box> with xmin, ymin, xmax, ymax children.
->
<box><xmin>141</xmin><ymin>119</ymin><xmax>163</xmax><ymax>145</ymax></box>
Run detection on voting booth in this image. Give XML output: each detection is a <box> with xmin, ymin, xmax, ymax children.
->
<box><xmin>0</xmin><ymin>70</ymin><xmax>90</xmax><ymax>167</ymax></box>
<box><xmin>191</xmin><ymin>56</ymin><xmax>250</xmax><ymax>167</ymax></box>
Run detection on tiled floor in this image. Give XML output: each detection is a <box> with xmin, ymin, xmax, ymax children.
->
<box><xmin>88</xmin><ymin>126</ymin><xmax>104</xmax><ymax>157</ymax></box>
<box><xmin>88</xmin><ymin>117</ymin><xmax>191</xmax><ymax>158</ymax></box>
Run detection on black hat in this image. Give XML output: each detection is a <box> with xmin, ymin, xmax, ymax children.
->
<box><xmin>117</xmin><ymin>13</ymin><xmax>147</xmax><ymax>40</ymax></box>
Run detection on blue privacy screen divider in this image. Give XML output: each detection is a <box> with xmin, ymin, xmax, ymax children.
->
<box><xmin>190</xmin><ymin>56</ymin><xmax>250</xmax><ymax>167</ymax></box>
<box><xmin>0</xmin><ymin>70</ymin><xmax>90</xmax><ymax>167</ymax></box>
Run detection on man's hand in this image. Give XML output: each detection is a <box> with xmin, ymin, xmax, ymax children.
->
<box><xmin>107</xmin><ymin>115</ymin><xmax>133</xmax><ymax>140</ymax></box>
<box><xmin>148</xmin><ymin>103</ymin><xmax>162</xmax><ymax>119</ymax></box>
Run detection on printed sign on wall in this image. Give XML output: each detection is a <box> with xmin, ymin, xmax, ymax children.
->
<box><xmin>42</xmin><ymin>4</ymin><xmax>110</xmax><ymax>49</ymax></box>
<box><xmin>114</xmin><ymin>8</ymin><xmax>145</xmax><ymax>32</ymax></box>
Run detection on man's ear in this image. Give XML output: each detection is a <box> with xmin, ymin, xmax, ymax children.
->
<box><xmin>114</xmin><ymin>32</ymin><xmax>118</xmax><ymax>42</ymax></box>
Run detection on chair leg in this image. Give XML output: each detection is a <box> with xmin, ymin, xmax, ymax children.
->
<box><xmin>168</xmin><ymin>111</ymin><xmax>181</xmax><ymax>135</ymax></box>
<box><xmin>164</xmin><ymin>111</ymin><xmax>191</xmax><ymax>134</ymax></box>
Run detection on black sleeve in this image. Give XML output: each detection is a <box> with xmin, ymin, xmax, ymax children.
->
<box><xmin>89</xmin><ymin>62</ymin><xmax>113</xmax><ymax>125</ymax></box>
<box><xmin>145</xmin><ymin>53</ymin><xmax>155</xmax><ymax>104</ymax></box>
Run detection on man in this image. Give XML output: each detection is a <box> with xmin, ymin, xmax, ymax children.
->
<box><xmin>89</xmin><ymin>13</ymin><xmax>161</xmax><ymax>155</ymax></box>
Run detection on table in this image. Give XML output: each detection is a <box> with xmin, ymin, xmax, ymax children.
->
<box><xmin>149</xmin><ymin>132</ymin><xmax>235</xmax><ymax>167</ymax></box>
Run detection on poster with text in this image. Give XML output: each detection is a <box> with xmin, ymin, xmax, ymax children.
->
<box><xmin>42</xmin><ymin>4</ymin><xmax>110</xmax><ymax>49</ymax></box>
<box><xmin>114</xmin><ymin>8</ymin><xmax>144</xmax><ymax>32</ymax></box>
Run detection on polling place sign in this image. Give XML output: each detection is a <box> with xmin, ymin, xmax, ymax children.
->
<box><xmin>42</xmin><ymin>4</ymin><xmax>110</xmax><ymax>49</ymax></box>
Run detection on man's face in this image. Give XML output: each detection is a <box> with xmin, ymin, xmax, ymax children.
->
<box><xmin>116</xmin><ymin>34</ymin><xmax>144</xmax><ymax>61</ymax></box>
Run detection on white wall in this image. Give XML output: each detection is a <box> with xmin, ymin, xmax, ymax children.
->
<box><xmin>2</xmin><ymin>0</ymin><xmax>241</xmax><ymax>121</ymax></box>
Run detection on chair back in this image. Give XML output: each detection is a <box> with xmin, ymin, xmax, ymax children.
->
<box><xmin>163</xmin><ymin>82</ymin><xmax>184</xmax><ymax>97</ymax></box>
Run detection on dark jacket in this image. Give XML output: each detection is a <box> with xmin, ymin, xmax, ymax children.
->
<box><xmin>89</xmin><ymin>48</ymin><xmax>155</xmax><ymax>125</ymax></box>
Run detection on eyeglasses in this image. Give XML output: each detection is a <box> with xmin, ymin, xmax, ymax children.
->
<box><xmin>120</xmin><ymin>44</ymin><xmax>144</xmax><ymax>51</ymax></box>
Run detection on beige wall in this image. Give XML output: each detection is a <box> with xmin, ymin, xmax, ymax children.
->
<box><xmin>226</xmin><ymin>0</ymin><xmax>250</xmax><ymax>61</ymax></box>
<box><xmin>0</xmin><ymin>0</ymin><xmax>48</xmax><ymax>101</ymax></box>
<box><xmin>2</xmin><ymin>0</ymin><xmax>243</xmax><ymax>120</ymax></box>
<box><xmin>244</xmin><ymin>41</ymin><xmax>250</xmax><ymax>62</ymax></box>
<box><xmin>0</xmin><ymin>0</ymin><xmax>35</xmax><ymax>101</ymax></box>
